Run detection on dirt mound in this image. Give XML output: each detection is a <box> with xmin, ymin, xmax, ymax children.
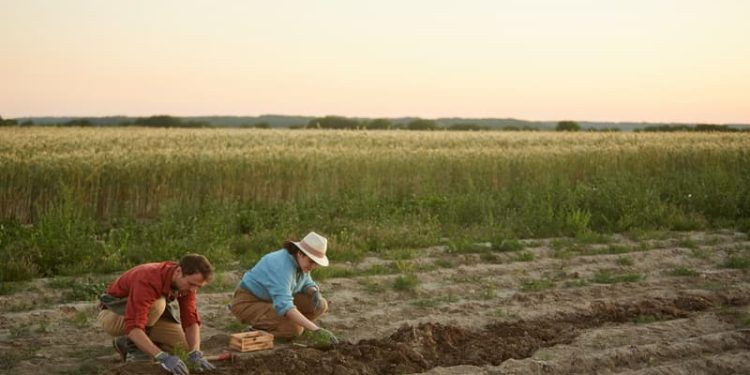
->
<box><xmin>108</xmin><ymin>294</ymin><xmax>726</xmax><ymax>375</ymax></box>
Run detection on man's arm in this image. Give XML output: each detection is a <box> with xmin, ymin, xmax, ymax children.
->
<box><xmin>128</xmin><ymin>328</ymin><xmax>164</xmax><ymax>357</ymax></box>
<box><xmin>184</xmin><ymin>323</ymin><xmax>201</xmax><ymax>352</ymax></box>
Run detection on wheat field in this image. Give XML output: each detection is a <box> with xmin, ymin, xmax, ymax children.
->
<box><xmin>1</xmin><ymin>127</ymin><xmax>748</xmax><ymax>280</ymax></box>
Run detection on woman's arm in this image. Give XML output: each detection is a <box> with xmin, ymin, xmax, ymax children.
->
<box><xmin>285</xmin><ymin>308</ymin><xmax>319</xmax><ymax>331</ymax></box>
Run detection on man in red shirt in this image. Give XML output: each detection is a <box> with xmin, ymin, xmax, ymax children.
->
<box><xmin>97</xmin><ymin>254</ymin><xmax>215</xmax><ymax>374</ymax></box>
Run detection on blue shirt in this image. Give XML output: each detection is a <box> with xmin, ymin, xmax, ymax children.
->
<box><xmin>240</xmin><ymin>249</ymin><xmax>317</xmax><ymax>316</ymax></box>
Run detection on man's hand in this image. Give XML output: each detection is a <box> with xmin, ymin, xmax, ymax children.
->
<box><xmin>154</xmin><ymin>352</ymin><xmax>189</xmax><ymax>375</ymax></box>
<box><xmin>188</xmin><ymin>350</ymin><xmax>216</xmax><ymax>372</ymax></box>
<box><xmin>306</xmin><ymin>286</ymin><xmax>323</xmax><ymax>311</ymax></box>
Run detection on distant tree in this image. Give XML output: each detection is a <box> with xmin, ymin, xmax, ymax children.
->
<box><xmin>447</xmin><ymin>123</ymin><xmax>486</xmax><ymax>131</ymax></box>
<box><xmin>307</xmin><ymin>116</ymin><xmax>361</xmax><ymax>129</ymax></box>
<box><xmin>0</xmin><ymin>116</ymin><xmax>16</xmax><ymax>126</ymax></box>
<box><xmin>556</xmin><ymin>120</ymin><xmax>581</xmax><ymax>132</ymax></box>
<box><xmin>406</xmin><ymin>118</ymin><xmax>439</xmax><ymax>131</ymax></box>
<box><xmin>253</xmin><ymin>122</ymin><xmax>271</xmax><ymax>129</ymax></box>
<box><xmin>641</xmin><ymin>125</ymin><xmax>691</xmax><ymax>132</ymax></box>
<box><xmin>695</xmin><ymin>124</ymin><xmax>736</xmax><ymax>132</ymax></box>
<box><xmin>181</xmin><ymin>120</ymin><xmax>211</xmax><ymax>128</ymax></box>
<box><xmin>63</xmin><ymin>118</ymin><xmax>93</xmax><ymax>127</ymax></box>
<box><xmin>134</xmin><ymin>115</ymin><xmax>183</xmax><ymax>128</ymax></box>
<box><xmin>366</xmin><ymin>118</ymin><xmax>392</xmax><ymax>130</ymax></box>
<box><xmin>20</xmin><ymin>120</ymin><xmax>34</xmax><ymax>126</ymax></box>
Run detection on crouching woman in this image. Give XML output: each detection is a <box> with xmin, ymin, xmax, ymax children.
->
<box><xmin>229</xmin><ymin>232</ymin><xmax>339</xmax><ymax>346</ymax></box>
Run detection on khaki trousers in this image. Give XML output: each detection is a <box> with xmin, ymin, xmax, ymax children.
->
<box><xmin>97</xmin><ymin>297</ymin><xmax>188</xmax><ymax>351</ymax></box>
<box><xmin>229</xmin><ymin>287</ymin><xmax>328</xmax><ymax>338</ymax></box>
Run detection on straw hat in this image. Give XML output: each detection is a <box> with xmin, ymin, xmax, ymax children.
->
<box><xmin>294</xmin><ymin>232</ymin><xmax>329</xmax><ymax>267</ymax></box>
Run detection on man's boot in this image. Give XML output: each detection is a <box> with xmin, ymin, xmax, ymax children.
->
<box><xmin>112</xmin><ymin>336</ymin><xmax>149</xmax><ymax>362</ymax></box>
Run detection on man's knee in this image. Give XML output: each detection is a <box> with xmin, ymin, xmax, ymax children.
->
<box><xmin>98</xmin><ymin>309</ymin><xmax>125</xmax><ymax>336</ymax></box>
<box><xmin>146</xmin><ymin>297</ymin><xmax>166</xmax><ymax>326</ymax></box>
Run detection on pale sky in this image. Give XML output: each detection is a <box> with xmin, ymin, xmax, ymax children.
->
<box><xmin>1</xmin><ymin>0</ymin><xmax>748</xmax><ymax>123</ymax></box>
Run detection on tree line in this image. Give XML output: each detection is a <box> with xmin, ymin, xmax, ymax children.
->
<box><xmin>1</xmin><ymin>115</ymin><xmax>746</xmax><ymax>132</ymax></box>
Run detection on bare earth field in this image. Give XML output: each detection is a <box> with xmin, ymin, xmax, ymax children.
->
<box><xmin>2</xmin><ymin>230</ymin><xmax>749</xmax><ymax>374</ymax></box>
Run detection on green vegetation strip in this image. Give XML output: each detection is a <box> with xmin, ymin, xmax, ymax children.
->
<box><xmin>2</xmin><ymin>128</ymin><xmax>750</xmax><ymax>281</ymax></box>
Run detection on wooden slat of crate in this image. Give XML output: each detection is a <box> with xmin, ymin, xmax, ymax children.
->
<box><xmin>229</xmin><ymin>331</ymin><xmax>274</xmax><ymax>352</ymax></box>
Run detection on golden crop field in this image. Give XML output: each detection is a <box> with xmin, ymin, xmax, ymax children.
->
<box><xmin>0</xmin><ymin>127</ymin><xmax>749</xmax><ymax>280</ymax></box>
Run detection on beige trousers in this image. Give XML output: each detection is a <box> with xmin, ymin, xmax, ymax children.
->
<box><xmin>97</xmin><ymin>297</ymin><xmax>188</xmax><ymax>351</ymax></box>
<box><xmin>229</xmin><ymin>287</ymin><xmax>328</xmax><ymax>338</ymax></box>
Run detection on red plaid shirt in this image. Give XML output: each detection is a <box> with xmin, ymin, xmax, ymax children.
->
<box><xmin>106</xmin><ymin>262</ymin><xmax>200</xmax><ymax>333</ymax></box>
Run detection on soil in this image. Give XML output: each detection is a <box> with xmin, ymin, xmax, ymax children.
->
<box><xmin>2</xmin><ymin>231</ymin><xmax>749</xmax><ymax>374</ymax></box>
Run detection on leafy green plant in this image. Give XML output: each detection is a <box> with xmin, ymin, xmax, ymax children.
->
<box><xmin>223</xmin><ymin>320</ymin><xmax>247</xmax><ymax>333</ymax></box>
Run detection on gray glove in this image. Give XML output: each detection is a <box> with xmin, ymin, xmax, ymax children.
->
<box><xmin>307</xmin><ymin>286</ymin><xmax>323</xmax><ymax>311</ymax></box>
<box><xmin>155</xmin><ymin>351</ymin><xmax>189</xmax><ymax>375</ymax></box>
<box><xmin>188</xmin><ymin>350</ymin><xmax>216</xmax><ymax>372</ymax></box>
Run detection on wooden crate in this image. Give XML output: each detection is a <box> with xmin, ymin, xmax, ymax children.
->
<box><xmin>229</xmin><ymin>330</ymin><xmax>274</xmax><ymax>352</ymax></box>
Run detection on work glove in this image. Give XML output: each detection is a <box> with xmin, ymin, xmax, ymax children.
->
<box><xmin>306</xmin><ymin>286</ymin><xmax>323</xmax><ymax>311</ymax></box>
<box><xmin>154</xmin><ymin>351</ymin><xmax>189</xmax><ymax>375</ymax></box>
<box><xmin>188</xmin><ymin>350</ymin><xmax>216</xmax><ymax>372</ymax></box>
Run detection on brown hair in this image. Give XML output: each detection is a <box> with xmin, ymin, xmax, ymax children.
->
<box><xmin>179</xmin><ymin>254</ymin><xmax>214</xmax><ymax>281</ymax></box>
<box><xmin>284</xmin><ymin>240</ymin><xmax>301</xmax><ymax>256</ymax></box>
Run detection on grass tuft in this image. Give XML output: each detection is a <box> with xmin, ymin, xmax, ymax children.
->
<box><xmin>393</xmin><ymin>274</ymin><xmax>419</xmax><ymax>292</ymax></box>
<box><xmin>669</xmin><ymin>266</ymin><xmax>699</xmax><ymax>277</ymax></box>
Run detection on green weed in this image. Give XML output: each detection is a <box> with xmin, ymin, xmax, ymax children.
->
<box><xmin>358</xmin><ymin>278</ymin><xmax>386</xmax><ymax>294</ymax></box>
<box><xmin>312</xmin><ymin>266</ymin><xmax>356</xmax><ymax>281</ymax></box>
<box><xmin>678</xmin><ymin>238</ymin><xmax>698</xmax><ymax>249</ymax></box>
<box><xmin>632</xmin><ymin>314</ymin><xmax>659</xmax><ymax>324</ymax></box>
<box><xmin>690</xmin><ymin>248</ymin><xmax>711</xmax><ymax>259</ymax></box>
<box><xmin>721</xmin><ymin>256</ymin><xmax>750</xmax><ymax>269</ymax></box>
<box><xmin>520</xmin><ymin>278</ymin><xmax>554</xmax><ymax>292</ymax></box>
<box><xmin>434</xmin><ymin>258</ymin><xmax>457</xmax><ymax>268</ymax></box>
<box><xmin>616</xmin><ymin>256</ymin><xmax>634</xmax><ymax>266</ymax></box>
<box><xmin>513</xmin><ymin>251</ymin><xmax>535</xmax><ymax>262</ymax></box>
<box><xmin>393</xmin><ymin>274</ymin><xmax>419</xmax><ymax>292</ymax></box>
<box><xmin>383</xmin><ymin>248</ymin><xmax>416</xmax><ymax>260</ymax></box>
<box><xmin>69</xmin><ymin>311</ymin><xmax>90</xmax><ymax>329</ymax></box>
<box><xmin>563</xmin><ymin>279</ymin><xmax>589</xmax><ymax>288</ymax></box>
<box><xmin>736</xmin><ymin>312</ymin><xmax>750</xmax><ymax>329</ymax></box>
<box><xmin>669</xmin><ymin>266</ymin><xmax>699</xmax><ymax>277</ymax></box>
<box><xmin>492</xmin><ymin>238</ymin><xmax>523</xmax><ymax>252</ymax></box>
<box><xmin>479</xmin><ymin>252</ymin><xmax>501</xmax><ymax>263</ymax></box>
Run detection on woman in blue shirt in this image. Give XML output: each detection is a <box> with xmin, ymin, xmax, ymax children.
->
<box><xmin>229</xmin><ymin>232</ymin><xmax>338</xmax><ymax>345</ymax></box>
